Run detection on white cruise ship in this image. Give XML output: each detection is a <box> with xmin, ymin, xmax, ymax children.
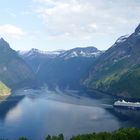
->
<box><xmin>114</xmin><ymin>100</ymin><xmax>140</xmax><ymax>110</ymax></box>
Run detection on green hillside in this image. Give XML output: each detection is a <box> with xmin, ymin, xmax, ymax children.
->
<box><xmin>0</xmin><ymin>81</ymin><xmax>11</xmax><ymax>96</ymax></box>
<box><xmin>92</xmin><ymin>66</ymin><xmax>140</xmax><ymax>98</ymax></box>
<box><xmin>84</xmin><ymin>24</ymin><xmax>140</xmax><ymax>98</ymax></box>
<box><xmin>83</xmin><ymin>25</ymin><xmax>140</xmax><ymax>98</ymax></box>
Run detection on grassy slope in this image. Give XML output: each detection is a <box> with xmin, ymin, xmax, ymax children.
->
<box><xmin>92</xmin><ymin>65</ymin><xmax>140</xmax><ymax>98</ymax></box>
<box><xmin>110</xmin><ymin>66</ymin><xmax>140</xmax><ymax>98</ymax></box>
<box><xmin>84</xmin><ymin>26</ymin><xmax>140</xmax><ymax>98</ymax></box>
<box><xmin>0</xmin><ymin>81</ymin><xmax>11</xmax><ymax>96</ymax></box>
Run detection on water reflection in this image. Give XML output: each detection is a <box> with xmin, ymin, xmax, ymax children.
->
<box><xmin>0</xmin><ymin>89</ymin><xmax>139</xmax><ymax>140</ymax></box>
<box><xmin>0</xmin><ymin>95</ymin><xmax>24</xmax><ymax>120</ymax></box>
<box><xmin>114</xmin><ymin>107</ymin><xmax>140</xmax><ymax>124</ymax></box>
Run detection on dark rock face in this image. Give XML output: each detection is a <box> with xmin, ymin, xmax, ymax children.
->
<box><xmin>135</xmin><ymin>24</ymin><xmax>140</xmax><ymax>34</ymax></box>
<box><xmin>0</xmin><ymin>38</ymin><xmax>36</xmax><ymax>89</ymax></box>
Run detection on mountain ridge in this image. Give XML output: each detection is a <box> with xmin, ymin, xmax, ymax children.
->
<box><xmin>19</xmin><ymin>46</ymin><xmax>102</xmax><ymax>59</ymax></box>
<box><xmin>19</xmin><ymin>46</ymin><xmax>103</xmax><ymax>89</ymax></box>
<box><xmin>84</xmin><ymin>23</ymin><xmax>140</xmax><ymax>98</ymax></box>
<box><xmin>0</xmin><ymin>38</ymin><xmax>36</xmax><ymax>90</ymax></box>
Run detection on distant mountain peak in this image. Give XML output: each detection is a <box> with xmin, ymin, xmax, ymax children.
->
<box><xmin>135</xmin><ymin>23</ymin><xmax>140</xmax><ymax>34</ymax></box>
<box><xmin>0</xmin><ymin>37</ymin><xmax>7</xmax><ymax>43</ymax></box>
<box><xmin>0</xmin><ymin>37</ymin><xmax>10</xmax><ymax>49</ymax></box>
<box><xmin>85</xmin><ymin>46</ymin><xmax>98</xmax><ymax>51</ymax></box>
<box><xmin>30</xmin><ymin>48</ymin><xmax>39</xmax><ymax>52</ymax></box>
<box><xmin>0</xmin><ymin>37</ymin><xmax>5</xmax><ymax>41</ymax></box>
<box><xmin>58</xmin><ymin>46</ymin><xmax>102</xmax><ymax>59</ymax></box>
<box><xmin>71</xmin><ymin>46</ymin><xmax>98</xmax><ymax>51</ymax></box>
<box><xmin>19</xmin><ymin>48</ymin><xmax>66</xmax><ymax>59</ymax></box>
<box><xmin>19</xmin><ymin>46</ymin><xmax>103</xmax><ymax>60</ymax></box>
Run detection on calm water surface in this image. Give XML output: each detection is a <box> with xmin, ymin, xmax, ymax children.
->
<box><xmin>0</xmin><ymin>88</ymin><xmax>140</xmax><ymax>140</ymax></box>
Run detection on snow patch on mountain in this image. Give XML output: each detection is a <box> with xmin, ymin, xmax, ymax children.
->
<box><xmin>58</xmin><ymin>47</ymin><xmax>102</xmax><ymax>59</ymax></box>
<box><xmin>18</xmin><ymin>46</ymin><xmax>103</xmax><ymax>59</ymax></box>
<box><xmin>18</xmin><ymin>49</ymin><xmax>66</xmax><ymax>58</ymax></box>
<box><xmin>115</xmin><ymin>35</ymin><xmax>129</xmax><ymax>44</ymax></box>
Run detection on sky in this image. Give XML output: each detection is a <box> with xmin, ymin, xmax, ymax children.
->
<box><xmin>0</xmin><ymin>0</ymin><xmax>140</xmax><ymax>51</ymax></box>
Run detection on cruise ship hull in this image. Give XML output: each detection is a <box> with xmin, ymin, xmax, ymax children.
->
<box><xmin>114</xmin><ymin>104</ymin><xmax>140</xmax><ymax>110</ymax></box>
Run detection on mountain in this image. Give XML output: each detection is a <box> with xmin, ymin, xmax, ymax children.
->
<box><xmin>84</xmin><ymin>24</ymin><xmax>140</xmax><ymax>98</ymax></box>
<box><xmin>20</xmin><ymin>46</ymin><xmax>102</xmax><ymax>89</ymax></box>
<box><xmin>18</xmin><ymin>48</ymin><xmax>66</xmax><ymax>75</ymax></box>
<box><xmin>0</xmin><ymin>38</ymin><xmax>36</xmax><ymax>89</ymax></box>
<box><xmin>19</xmin><ymin>46</ymin><xmax>101</xmax><ymax>60</ymax></box>
<box><xmin>58</xmin><ymin>47</ymin><xmax>101</xmax><ymax>59</ymax></box>
<box><xmin>19</xmin><ymin>48</ymin><xmax>65</xmax><ymax>59</ymax></box>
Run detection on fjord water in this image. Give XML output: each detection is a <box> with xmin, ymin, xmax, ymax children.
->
<box><xmin>0</xmin><ymin>89</ymin><xmax>140</xmax><ymax>140</ymax></box>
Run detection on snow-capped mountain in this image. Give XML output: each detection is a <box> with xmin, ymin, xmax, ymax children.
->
<box><xmin>58</xmin><ymin>46</ymin><xmax>102</xmax><ymax>59</ymax></box>
<box><xmin>19</xmin><ymin>46</ymin><xmax>103</xmax><ymax>89</ymax></box>
<box><xmin>19</xmin><ymin>46</ymin><xmax>102</xmax><ymax>60</ymax></box>
<box><xmin>84</xmin><ymin>23</ymin><xmax>140</xmax><ymax>98</ymax></box>
<box><xmin>18</xmin><ymin>48</ymin><xmax>66</xmax><ymax>59</ymax></box>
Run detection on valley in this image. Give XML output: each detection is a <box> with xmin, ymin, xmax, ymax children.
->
<box><xmin>19</xmin><ymin>47</ymin><xmax>102</xmax><ymax>89</ymax></box>
<box><xmin>0</xmin><ymin>22</ymin><xmax>140</xmax><ymax>140</ymax></box>
<box><xmin>0</xmin><ymin>0</ymin><xmax>140</xmax><ymax>139</ymax></box>
<box><xmin>16</xmin><ymin>24</ymin><xmax>140</xmax><ymax>99</ymax></box>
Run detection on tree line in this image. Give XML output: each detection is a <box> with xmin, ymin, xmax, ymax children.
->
<box><xmin>1</xmin><ymin>128</ymin><xmax>140</xmax><ymax>140</ymax></box>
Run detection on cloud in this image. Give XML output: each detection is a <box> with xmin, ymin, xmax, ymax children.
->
<box><xmin>35</xmin><ymin>0</ymin><xmax>99</xmax><ymax>39</ymax></box>
<box><xmin>34</xmin><ymin>0</ymin><xmax>140</xmax><ymax>41</ymax></box>
<box><xmin>0</xmin><ymin>24</ymin><xmax>25</xmax><ymax>39</ymax></box>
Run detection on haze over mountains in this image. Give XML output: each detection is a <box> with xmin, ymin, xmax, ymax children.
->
<box><xmin>1</xmin><ymin>24</ymin><xmax>140</xmax><ymax>99</ymax></box>
<box><xmin>19</xmin><ymin>46</ymin><xmax>102</xmax><ymax>89</ymax></box>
